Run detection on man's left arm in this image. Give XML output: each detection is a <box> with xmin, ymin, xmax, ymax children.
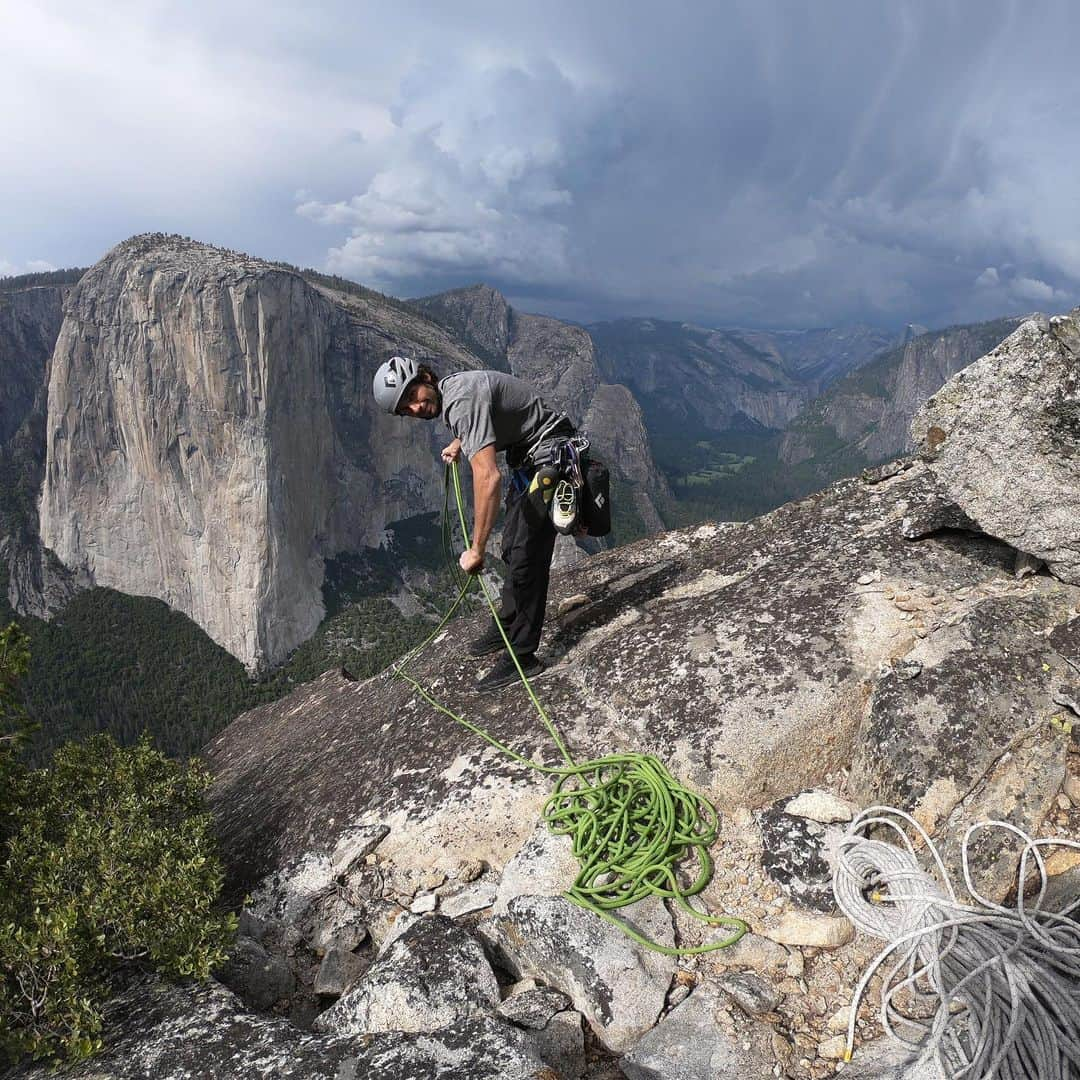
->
<box><xmin>460</xmin><ymin>444</ymin><xmax>501</xmax><ymax>574</ymax></box>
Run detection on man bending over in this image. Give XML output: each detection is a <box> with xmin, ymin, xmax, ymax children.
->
<box><xmin>373</xmin><ymin>355</ymin><xmax>575</xmax><ymax>691</ymax></box>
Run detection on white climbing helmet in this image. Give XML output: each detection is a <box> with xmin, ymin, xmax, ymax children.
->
<box><xmin>373</xmin><ymin>355</ymin><xmax>420</xmax><ymax>414</ymax></box>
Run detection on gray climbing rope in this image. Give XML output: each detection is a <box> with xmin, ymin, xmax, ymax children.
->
<box><xmin>833</xmin><ymin>805</ymin><xmax>1080</xmax><ymax>1079</ymax></box>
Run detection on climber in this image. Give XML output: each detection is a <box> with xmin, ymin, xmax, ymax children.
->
<box><xmin>373</xmin><ymin>355</ymin><xmax>577</xmax><ymax>691</ymax></box>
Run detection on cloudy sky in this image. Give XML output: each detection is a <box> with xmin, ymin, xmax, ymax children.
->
<box><xmin>3</xmin><ymin>0</ymin><xmax>1080</xmax><ymax>329</ymax></box>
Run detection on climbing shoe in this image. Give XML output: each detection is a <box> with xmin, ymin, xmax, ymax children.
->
<box><xmin>467</xmin><ymin>622</ymin><xmax>507</xmax><ymax>657</ymax></box>
<box><xmin>550</xmin><ymin>479</ymin><xmax>578</xmax><ymax>535</ymax></box>
<box><xmin>477</xmin><ymin>652</ymin><xmax>545</xmax><ymax>691</ymax></box>
<box><xmin>528</xmin><ymin>464</ymin><xmax>561</xmax><ymax>505</ymax></box>
<box><xmin>526</xmin><ymin>464</ymin><xmax>561</xmax><ymax>524</ymax></box>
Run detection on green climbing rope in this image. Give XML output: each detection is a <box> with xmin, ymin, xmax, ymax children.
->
<box><xmin>389</xmin><ymin>462</ymin><xmax>747</xmax><ymax>956</ymax></box>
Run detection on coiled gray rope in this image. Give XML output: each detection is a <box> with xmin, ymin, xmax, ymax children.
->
<box><xmin>833</xmin><ymin>805</ymin><xmax>1080</xmax><ymax>1079</ymax></box>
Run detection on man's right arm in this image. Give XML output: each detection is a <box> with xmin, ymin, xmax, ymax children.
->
<box><xmin>459</xmin><ymin>444</ymin><xmax>500</xmax><ymax>574</ymax></box>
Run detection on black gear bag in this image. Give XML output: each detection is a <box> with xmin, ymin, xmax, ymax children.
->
<box><xmin>579</xmin><ymin>453</ymin><xmax>611</xmax><ymax>537</ymax></box>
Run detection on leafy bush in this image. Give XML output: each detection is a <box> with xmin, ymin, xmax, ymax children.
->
<box><xmin>0</xmin><ymin>733</ymin><xmax>236</xmax><ymax>1065</ymax></box>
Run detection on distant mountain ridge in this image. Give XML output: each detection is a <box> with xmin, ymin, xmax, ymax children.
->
<box><xmin>778</xmin><ymin>316</ymin><xmax>1025</xmax><ymax>472</ymax></box>
<box><xmin>587</xmin><ymin>317</ymin><xmax>897</xmax><ymax>439</ymax></box>
<box><xmin>410</xmin><ymin>284</ymin><xmax>514</xmax><ymax>373</ymax></box>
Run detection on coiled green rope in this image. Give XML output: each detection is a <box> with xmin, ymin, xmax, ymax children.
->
<box><xmin>389</xmin><ymin>462</ymin><xmax>747</xmax><ymax>956</ymax></box>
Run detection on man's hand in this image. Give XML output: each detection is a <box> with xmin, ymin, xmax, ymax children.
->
<box><xmin>459</xmin><ymin>547</ymin><xmax>484</xmax><ymax>575</ymax></box>
<box><xmin>441</xmin><ymin>438</ymin><xmax>462</xmax><ymax>464</ymax></box>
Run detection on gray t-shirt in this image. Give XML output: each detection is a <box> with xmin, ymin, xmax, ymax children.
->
<box><xmin>439</xmin><ymin>370</ymin><xmax>564</xmax><ymax>462</ymax></box>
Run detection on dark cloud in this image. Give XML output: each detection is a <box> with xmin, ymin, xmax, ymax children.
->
<box><xmin>5</xmin><ymin>0</ymin><xmax>1080</xmax><ymax>326</ymax></box>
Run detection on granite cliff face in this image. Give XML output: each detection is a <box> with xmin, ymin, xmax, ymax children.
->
<box><xmin>0</xmin><ymin>281</ymin><xmax>88</xmax><ymax>617</ymax></box>
<box><xmin>778</xmin><ymin>317</ymin><xmax>1023</xmax><ymax>468</ymax></box>
<box><xmin>0</xmin><ymin>284</ymin><xmax>70</xmax><ymax>447</ymax></box>
<box><xmin>36</xmin><ymin>238</ymin><xmax>668</xmax><ymax>671</ymax></box>
<box><xmin>41</xmin><ymin>238</ymin><xmax>348</xmax><ymax>671</ymax></box>
<box><xmin>411</xmin><ymin>284</ymin><xmax>513</xmax><ymax>371</ymax></box>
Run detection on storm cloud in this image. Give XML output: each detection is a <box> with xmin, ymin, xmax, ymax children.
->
<box><xmin>4</xmin><ymin>0</ymin><xmax>1079</xmax><ymax>328</ymax></box>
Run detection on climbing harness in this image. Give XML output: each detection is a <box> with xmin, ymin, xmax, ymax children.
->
<box><xmin>389</xmin><ymin>462</ymin><xmax>748</xmax><ymax>956</ymax></box>
<box><xmin>523</xmin><ymin>412</ymin><xmax>574</xmax><ymax>462</ymax></box>
<box><xmin>834</xmin><ymin>806</ymin><xmax>1080</xmax><ymax>1078</ymax></box>
<box><xmin>525</xmin><ymin>433</ymin><xmax>611</xmax><ymax>539</ymax></box>
<box><xmin>531</xmin><ymin>434</ymin><xmax>590</xmax><ymax>488</ymax></box>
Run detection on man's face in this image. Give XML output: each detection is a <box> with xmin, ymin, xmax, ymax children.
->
<box><xmin>396</xmin><ymin>379</ymin><xmax>441</xmax><ymax>419</ymax></box>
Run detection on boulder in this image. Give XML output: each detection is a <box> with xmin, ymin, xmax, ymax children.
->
<box><xmin>619</xmin><ymin>984</ymin><xmax>775</xmax><ymax>1079</ymax></box>
<box><xmin>309</xmin><ymin>894</ymin><xmax>368</xmax><ymax>955</ymax></box>
<box><xmin>939</xmin><ymin>729</ymin><xmax>1067</xmax><ymax>901</ymax></box>
<box><xmin>362</xmin><ymin>901</ymin><xmax>418</xmax><ymax>954</ymax></box>
<box><xmin>482</xmin><ymin>894</ymin><xmax>675</xmax><ymax>1054</ymax></box>
<box><xmin>533</xmin><ymin>1009</ymin><xmax>586</xmax><ymax>1079</ymax></box>
<box><xmin>718</xmin><ymin>972</ymin><xmax>781</xmax><ymax>1016</ymax></box>
<box><xmin>703</xmin><ymin>933</ymin><xmax>790</xmax><ymax>980</ymax></box>
<box><xmin>762</xmin><ymin>912</ymin><xmax>853</xmax><ymax>949</ymax></box>
<box><xmin>312</xmin><ymin>915</ymin><xmax>499</xmax><ymax>1036</ymax></box>
<box><xmin>1038</xmin><ymin>863</ymin><xmax>1080</xmax><ymax>912</ymax></box>
<box><xmin>817</xmin><ymin>1033</ymin><xmax>849</xmax><ymax>1059</ymax></box>
<box><xmin>14</xmin><ymin>976</ymin><xmax>550</xmax><ymax>1080</ymax></box>
<box><xmin>214</xmin><ymin>936</ymin><xmax>295</xmax><ymax>1011</ymax></box>
<box><xmin>784</xmin><ymin>790</ymin><xmax>854</xmax><ymax>824</ymax></box>
<box><xmin>912</xmin><ymin>310</ymin><xmax>1080</xmax><ymax>585</ymax></box>
<box><xmin>899</xmin><ymin>487</ymin><xmax>981</xmax><ymax>539</ymax></box>
<box><xmin>313</xmin><ymin>947</ymin><xmax>368</xmax><ymax>998</ymax></box>
<box><xmin>497</xmin><ymin>985</ymin><xmax>572</xmax><ymax>1029</ymax></box>
<box><xmin>757</xmin><ymin>800</ymin><xmax>839</xmax><ymax>913</ymax></box>
<box><xmin>440</xmin><ymin>878</ymin><xmax>498</xmax><ymax>918</ymax></box>
<box><xmin>849</xmin><ymin>589</ymin><xmax>1075</xmax><ymax>897</ymax></box>
<box><xmin>343</xmin><ymin>1017</ymin><xmax>550</xmax><ymax>1080</ymax></box>
<box><xmin>491</xmin><ymin>821</ymin><xmax>580</xmax><ymax>914</ymax></box>
<box><xmin>483</xmin><ymin>820</ymin><xmax>674</xmax><ymax>1052</ymax></box>
<box><xmin>236</xmin><ymin>908</ymin><xmax>272</xmax><ymax>942</ymax></box>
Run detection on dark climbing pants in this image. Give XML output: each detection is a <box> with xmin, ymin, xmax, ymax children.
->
<box><xmin>497</xmin><ymin>483</ymin><xmax>557</xmax><ymax>657</ymax></box>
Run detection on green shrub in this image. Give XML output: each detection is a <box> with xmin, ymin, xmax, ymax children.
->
<box><xmin>0</xmin><ymin>734</ymin><xmax>236</xmax><ymax>1065</ymax></box>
